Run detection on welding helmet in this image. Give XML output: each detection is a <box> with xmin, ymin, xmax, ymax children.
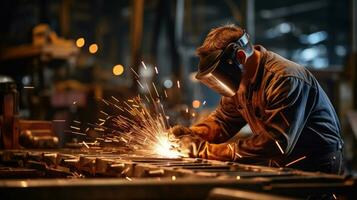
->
<box><xmin>195</xmin><ymin>32</ymin><xmax>253</xmax><ymax>97</ymax></box>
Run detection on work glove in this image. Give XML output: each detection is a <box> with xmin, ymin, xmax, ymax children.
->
<box><xmin>177</xmin><ymin>134</ymin><xmax>207</xmax><ymax>157</ymax></box>
<box><xmin>170</xmin><ymin>126</ymin><xmax>237</xmax><ymax>161</ymax></box>
<box><xmin>170</xmin><ymin>125</ymin><xmax>194</xmax><ymax>137</ymax></box>
<box><xmin>176</xmin><ymin>135</ymin><xmax>236</xmax><ymax>161</ymax></box>
<box><xmin>170</xmin><ymin>125</ymin><xmax>205</xmax><ymax>157</ymax></box>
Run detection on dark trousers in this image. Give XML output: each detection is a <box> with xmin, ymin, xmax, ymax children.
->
<box><xmin>287</xmin><ymin>149</ymin><xmax>344</xmax><ymax>175</ymax></box>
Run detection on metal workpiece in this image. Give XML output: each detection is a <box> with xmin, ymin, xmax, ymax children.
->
<box><xmin>0</xmin><ymin>149</ymin><xmax>355</xmax><ymax>199</ymax></box>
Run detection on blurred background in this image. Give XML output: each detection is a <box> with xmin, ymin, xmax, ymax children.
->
<box><xmin>0</xmin><ymin>0</ymin><xmax>356</xmax><ymax>171</ymax></box>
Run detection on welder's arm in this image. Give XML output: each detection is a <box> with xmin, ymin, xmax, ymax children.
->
<box><xmin>190</xmin><ymin>96</ymin><xmax>247</xmax><ymax>143</ymax></box>
<box><xmin>195</xmin><ymin>77</ymin><xmax>317</xmax><ymax>162</ymax></box>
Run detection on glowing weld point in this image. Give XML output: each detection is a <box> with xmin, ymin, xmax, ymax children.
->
<box><xmin>177</xmin><ymin>80</ymin><xmax>181</xmax><ymax>88</ymax></box>
<box><xmin>236</xmin><ymin>176</ymin><xmax>241</xmax><ymax>180</ymax></box>
<box><xmin>82</xmin><ymin>141</ymin><xmax>90</xmax><ymax>149</ymax></box>
<box><xmin>154</xmin><ymin>133</ymin><xmax>183</xmax><ymax>158</ymax></box>
<box><xmin>171</xmin><ymin>176</ymin><xmax>176</xmax><ymax>181</ymax></box>
<box><xmin>285</xmin><ymin>156</ymin><xmax>307</xmax><ymax>167</ymax></box>
<box><xmin>275</xmin><ymin>140</ymin><xmax>284</xmax><ymax>154</ymax></box>
<box><xmin>141</xmin><ymin>61</ymin><xmax>147</xmax><ymax>70</ymax></box>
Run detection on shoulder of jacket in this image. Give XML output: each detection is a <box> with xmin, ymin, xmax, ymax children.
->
<box><xmin>263</xmin><ymin>51</ymin><xmax>315</xmax><ymax>86</ymax></box>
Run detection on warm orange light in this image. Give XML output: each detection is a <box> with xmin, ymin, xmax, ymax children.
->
<box><xmin>76</xmin><ymin>38</ymin><xmax>85</xmax><ymax>48</ymax></box>
<box><xmin>89</xmin><ymin>44</ymin><xmax>98</xmax><ymax>54</ymax></box>
<box><xmin>192</xmin><ymin>100</ymin><xmax>201</xmax><ymax>109</ymax></box>
<box><xmin>113</xmin><ymin>64</ymin><xmax>124</xmax><ymax>76</ymax></box>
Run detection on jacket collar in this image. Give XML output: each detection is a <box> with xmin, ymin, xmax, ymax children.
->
<box><xmin>250</xmin><ymin>45</ymin><xmax>267</xmax><ymax>89</ymax></box>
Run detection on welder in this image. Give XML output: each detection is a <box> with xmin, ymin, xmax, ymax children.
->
<box><xmin>171</xmin><ymin>24</ymin><xmax>344</xmax><ymax>174</ymax></box>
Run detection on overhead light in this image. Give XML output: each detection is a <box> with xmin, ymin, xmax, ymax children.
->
<box><xmin>113</xmin><ymin>64</ymin><xmax>124</xmax><ymax>76</ymax></box>
<box><xmin>76</xmin><ymin>37</ymin><xmax>85</xmax><ymax>48</ymax></box>
<box><xmin>89</xmin><ymin>44</ymin><xmax>98</xmax><ymax>54</ymax></box>
<box><xmin>163</xmin><ymin>79</ymin><xmax>173</xmax><ymax>88</ymax></box>
<box><xmin>192</xmin><ymin>100</ymin><xmax>201</xmax><ymax>109</ymax></box>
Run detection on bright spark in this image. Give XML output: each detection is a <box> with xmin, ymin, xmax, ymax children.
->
<box><xmin>69</xmin><ymin>64</ymin><xmax>186</xmax><ymax>158</ymax></box>
<box><xmin>70</xmin><ymin>131</ymin><xmax>86</xmax><ymax>136</ymax></box>
<box><xmin>235</xmin><ymin>152</ymin><xmax>242</xmax><ymax>158</ymax></box>
<box><xmin>275</xmin><ymin>140</ymin><xmax>284</xmax><ymax>154</ymax></box>
<box><xmin>70</xmin><ymin>126</ymin><xmax>80</xmax><ymax>130</ymax></box>
<box><xmin>84</xmin><ymin>96</ymin><xmax>185</xmax><ymax>158</ymax></box>
<box><xmin>82</xmin><ymin>141</ymin><xmax>90</xmax><ymax>149</ymax></box>
<box><xmin>137</xmin><ymin>80</ymin><xmax>145</xmax><ymax>89</ymax></box>
<box><xmin>141</xmin><ymin>61</ymin><xmax>147</xmax><ymax>70</ymax></box>
<box><xmin>130</xmin><ymin>67</ymin><xmax>140</xmax><ymax>78</ymax></box>
<box><xmin>153</xmin><ymin>133</ymin><xmax>183</xmax><ymax>158</ymax></box>
<box><xmin>164</xmin><ymin>90</ymin><xmax>168</xmax><ymax>98</ymax></box>
<box><xmin>285</xmin><ymin>156</ymin><xmax>307</xmax><ymax>167</ymax></box>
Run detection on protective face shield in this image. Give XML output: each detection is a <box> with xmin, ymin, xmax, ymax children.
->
<box><xmin>195</xmin><ymin>32</ymin><xmax>254</xmax><ymax>97</ymax></box>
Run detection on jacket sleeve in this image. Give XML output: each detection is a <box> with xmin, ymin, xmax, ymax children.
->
<box><xmin>189</xmin><ymin>96</ymin><xmax>247</xmax><ymax>143</ymax></box>
<box><xmin>196</xmin><ymin>77</ymin><xmax>317</xmax><ymax>163</ymax></box>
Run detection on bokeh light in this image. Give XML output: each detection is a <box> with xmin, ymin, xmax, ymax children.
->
<box><xmin>192</xmin><ymin>100</ymin><xmax>201</xmax><ymax>109</ymax></box>
<box><xmin>89</xmin><ymin>43</ymin><xmax>98</xmax><ymax>54</ymax></box>
<box><xmin>76</xmin><ymin>37</ymin><xmax>85</xmax><ymax>48</ymax></box>
<box><xmin>113</xmin><ymin>64</ymin><xmax>124</xmax><ymax>76</ymax></box>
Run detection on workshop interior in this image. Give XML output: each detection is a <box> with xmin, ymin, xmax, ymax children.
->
<box><xmin>0</xmin><ymin>0</ymin><xmax>357</xmax><ymax>199</ymax></box>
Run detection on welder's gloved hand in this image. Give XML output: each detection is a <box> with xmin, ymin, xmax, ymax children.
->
<box><xmin>177</xmin><ymin>134</ymin><xmax>206</xmax><ymax>158</ymax></box>
<box><xmin>170</xmin><ymin>125</ymin><xmax>194</xmax><ymax>137</ymax></box>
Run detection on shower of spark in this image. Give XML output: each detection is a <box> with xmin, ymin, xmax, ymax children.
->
<box><xmin>69</xmin><ymin>62</ymin><xmax>187</xmax><ymax>158</ymax></box>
